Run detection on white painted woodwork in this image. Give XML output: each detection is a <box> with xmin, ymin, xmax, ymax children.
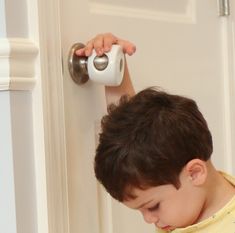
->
<box><xmin>0</xmin><ymin>38</ymin><xmax>38</xmax><ymax>90</ymax></box>
<box><xmin>35</xmin><ymin>0</ymin><xmax>70</xmax><ymax>232</ymax></box>
<box><xmin>0</xmin><ymin>38</ymin><xmax>10</xmax><ymax>89</ymax></box>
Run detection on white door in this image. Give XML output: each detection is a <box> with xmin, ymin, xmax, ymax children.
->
<box><xmin>59</xmin><ymin>1</ymin><xmax>235</xmax><ymax>233</ymax></box>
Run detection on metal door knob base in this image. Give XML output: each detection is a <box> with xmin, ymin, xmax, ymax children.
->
<box><xmin>68</xmin><ymin>43</ymin><xmax>89</xmax><ymax>84</ymax></box>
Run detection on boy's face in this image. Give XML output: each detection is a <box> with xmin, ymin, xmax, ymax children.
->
<box><xmin>123</xmin><ymin>169</ymin><xmax>206</xmax><ymax>231</ymax></box>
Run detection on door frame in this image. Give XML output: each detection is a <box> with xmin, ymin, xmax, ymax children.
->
<box><xmin>36</xmin><ymin>0</ymin><xmax>70</xmax><ymax>232</ymax></box>
<box><xmin>219</xmin><ymin>3</ymin><xmax>235</xmax><ymax>174</ymax></box>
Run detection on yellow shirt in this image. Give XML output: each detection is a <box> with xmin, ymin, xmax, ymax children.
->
<box><xmin>157</xmin><ymin>172</ymin><xmax>235</xmax><ymax>233</ymax></box>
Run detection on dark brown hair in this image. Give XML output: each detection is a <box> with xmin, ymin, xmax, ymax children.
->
<box><xmin>94</xmin><ymin>87</ymin><xmax>213</xmax><ymax>201</ymax></box>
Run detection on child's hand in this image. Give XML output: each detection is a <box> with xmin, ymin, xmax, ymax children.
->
<box><xmin>75</xmin><ymin>33</ymin><xmax>136</xmax><ymax>57</ymax></box>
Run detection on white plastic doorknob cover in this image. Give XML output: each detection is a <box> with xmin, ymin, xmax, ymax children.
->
<box><xmin>87</xmin><ymin>45</ymin><xmax>125</xmax><ymax>86</ymax></box>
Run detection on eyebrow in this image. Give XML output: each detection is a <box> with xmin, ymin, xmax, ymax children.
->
<box><xmin>135</xmin><ymin>200</ymin><xmax>153</xmax><ymax>209</ymax></box>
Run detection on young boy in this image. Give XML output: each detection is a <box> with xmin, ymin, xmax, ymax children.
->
<box><xmin>77</xmin><ymin>34</ymin><xmax>235</xmax><ymax>233</ymax></box>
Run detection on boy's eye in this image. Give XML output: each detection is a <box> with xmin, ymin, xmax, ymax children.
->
<box><xmin>148</xmin><ymin>203</ymin><xmax>160</xmax><ymax>212</ymax></box>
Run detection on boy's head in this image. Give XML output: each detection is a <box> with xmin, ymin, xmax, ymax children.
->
<box><xmin>94</xmin><ymin>87</ymin><xmax>213</xmax><ymax>202</ymax></box>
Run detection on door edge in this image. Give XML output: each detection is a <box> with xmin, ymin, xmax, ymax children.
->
<box><xmin>37</xmin><ymin>0</ymin><xmax>70</xmax><ymax>232</ymax></box>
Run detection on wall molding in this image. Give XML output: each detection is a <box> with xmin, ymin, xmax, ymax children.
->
<box><xmin>0</xmin><ymin>38</ymin><xmax>10</xmax><ymax>89</ymax></box>
<box><xmin>89</xmin><ymin>0</ymin><xmax>196</xmax><ymax>24</ymax></box>
<box><xmin>0</xmin><ymin>38</ymin><xmax>38</xmax><ymax>91</ymax></box>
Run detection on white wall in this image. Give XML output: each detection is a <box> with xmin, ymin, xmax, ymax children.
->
<box><xmin>0</xmin><ymin>0</ymin><xmax>39</xmax><ymax>232</ymax></box>
<box><xmin>10</xmin><ymin>91</ymin><xmax>38</xmax><ymax>233</ymax></box>
<box><xmin>4</xmin><ymin>0</ymin><xmax>28</xmax><ymax>37</ymax></box>
<box><xmin>0</xmin><ymin>91</ymin><xmax>17</xmax><ymax>233</ymax></box>
<box><xmin>0</xmin><ymin>2</ymin><xmax>15</xmax><ymax>230</ymax></box>
<box><xmin>0</xmin><ymin>91</ymin><xmax>37</xmax><ymax>233</ymax></box>
<box><xmin>0</xmin><ymin>0</ymin><xmax>6</xmax><ymax>36</ymax></box>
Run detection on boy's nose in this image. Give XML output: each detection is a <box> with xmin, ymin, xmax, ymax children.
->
<box><xmin>142</xmin><ymin>211</ymin><xmax>159</xmax><ymax>224</ymax></box>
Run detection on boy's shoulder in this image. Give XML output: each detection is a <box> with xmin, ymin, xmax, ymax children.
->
<box><xmin>157</xmin><ymin>171</ymin><xmax>235</xmax><ymax>233</ymax></box>
<box><xmin>221</xmin><ymin>170</ymin><xmax>235</xmax><ymax>184</ymax></box>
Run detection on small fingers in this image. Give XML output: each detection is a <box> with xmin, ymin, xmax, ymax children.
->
<box><xmin>116</xmin><ymin>39</ymin><xmax>136</xmax><ymax>56</ymax></box>
<box><xmin>103</xmin><ymin>33</ymin><xmax>118</xmax><ymax>52</ymax></box>
<box><xmin>93</xmin><ymin>33</ymin><xmax>118</xmax><ymax>55</ymax></box>
<box><xmin>76</xmin><ymin>33</ymin><xmax>118</xmax><ymax>56</ymax></box>
<box><xmin>75</xmin><ymin>33</ymin><xmax>136</xmax><ymax>57</ymax></box>
<box><xmin>75</xmin><ymin>40</ymin><xmax>94</xmax><ymax>56</ymax></box>
<box><xmin>75</xmin><ymin>47</ymin><xmax>85</xmax><ymax>56</ymax></box>
<box><xmin>77</xmin><ymin>34</ymin><xmax>104</xmax><ymax>57</ymax></box>
<box><xmin>92</xmin><ymin>34</ymin><xmax>105</xmax><ymax>56</ymax></box>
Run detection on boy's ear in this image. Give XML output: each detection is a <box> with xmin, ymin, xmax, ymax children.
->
<box><xmin>185</xmin><ymin>159</ymin><xmax>208</xmax><ymax>186</ymax></box>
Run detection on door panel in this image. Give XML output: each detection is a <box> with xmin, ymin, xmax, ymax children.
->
<box><xmin>60</xmin><ymin>0</ymin><xmax>232</xmax><ymax>232</ymax></box>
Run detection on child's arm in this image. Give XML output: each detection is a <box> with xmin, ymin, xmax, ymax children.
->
<box><xmin>76</xmin><ymin>33</ymin><xmax>136</xmax><ymax>104</ymax></box>
<box><xmin>104</xmin><ymin>59</ymin><xmax>135</xmax><ymax>105</ymax></box>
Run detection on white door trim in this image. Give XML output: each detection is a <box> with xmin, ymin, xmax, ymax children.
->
<box><xmin>37</xmin><ymin>0</ymin><xmax>70</xmax><ymax>232</ymax></box>
<box><xmin>0</xmin><ymin>38</ymin><xmax>37</xmax><ymax>91</ymax></box>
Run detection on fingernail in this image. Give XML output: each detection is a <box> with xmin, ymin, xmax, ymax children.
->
<box><xmin>97</xmin><ymin>48</ymin><xmax>103</xmax><ymax>56</ymax></box>
<box><xmin>104</xmin><ymin>46</ymin><xmax>110</xmax><ymax>52</ymax></box>
<box><xmin>75</xmin><ymin>50</ymin><xmax>81</xmax><ymax>55</ymax></box>
<box><xmin>85</xmin><ymin>50</ymin><xmax>90</xmax><ymax>56</ymax></box>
